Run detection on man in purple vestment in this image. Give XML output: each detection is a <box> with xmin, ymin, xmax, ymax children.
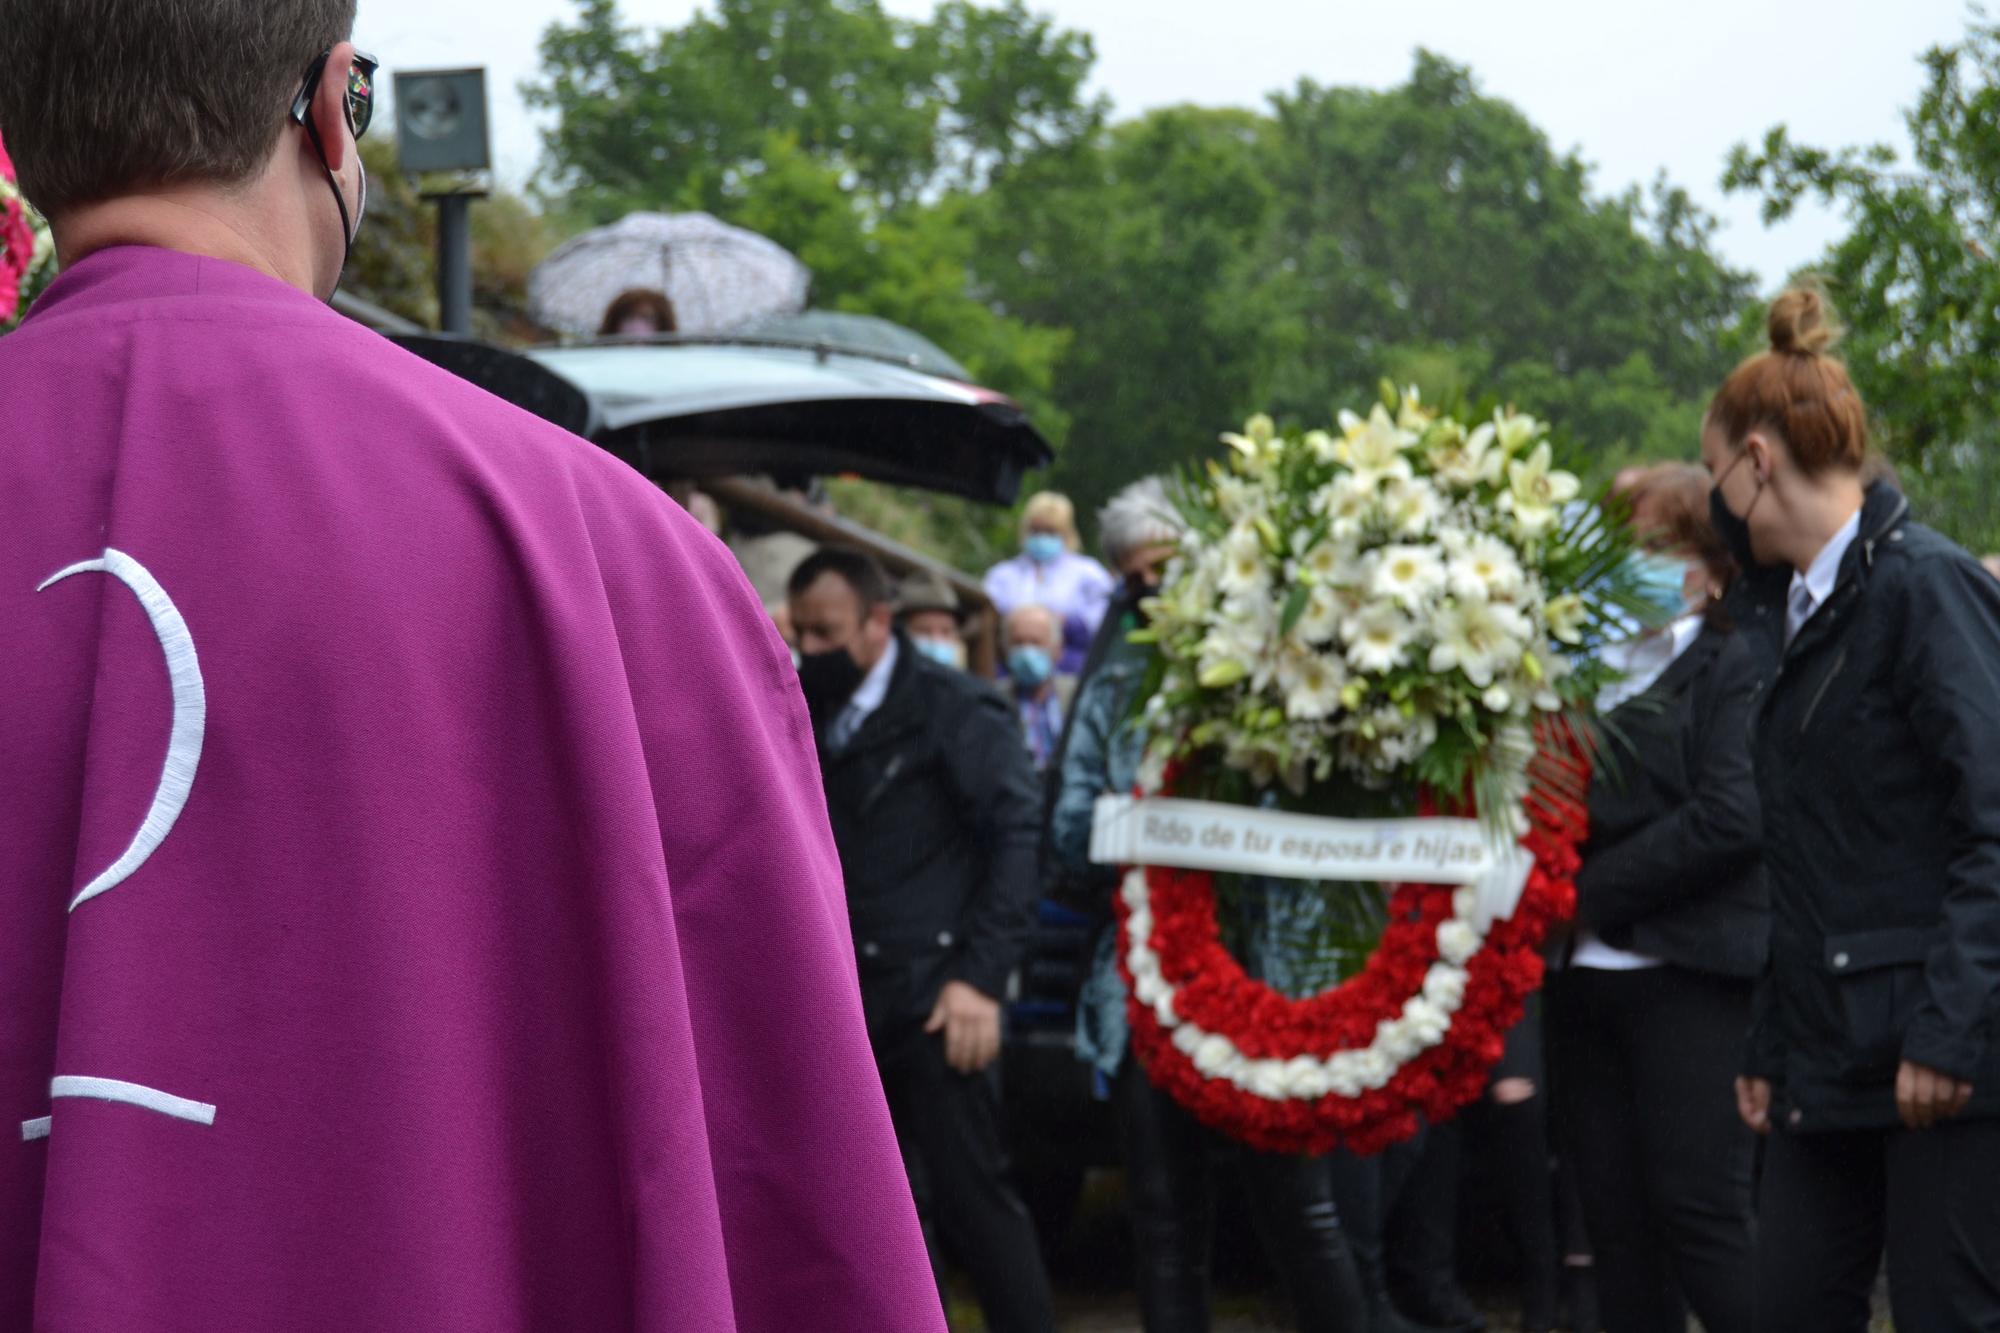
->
<box><xmin>0</xmin><ymin>4</ymin><xmax>942</xmax><ymax>1329</ymax></box>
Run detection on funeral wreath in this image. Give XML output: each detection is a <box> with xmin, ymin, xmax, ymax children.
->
<box><xmin>1102</xmin><ymin>386</ymin><xmax>1649</xmax><ymax>1155</ymax></box>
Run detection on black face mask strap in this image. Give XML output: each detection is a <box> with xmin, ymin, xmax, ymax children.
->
<box><xmin>301</xmin><ymin>110</ymin><xmax>353</xmax><ymax>291</ymax></box>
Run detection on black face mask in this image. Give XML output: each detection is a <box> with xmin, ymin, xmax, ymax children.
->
<box><xmin>1708</xmin><ymin>451</ymin><xmax>1769</xmax><ymax>571</ymax></box>
<box><xmin>796</xmin><ymin>647</ymin><xmax>865</xmax><ymax>719</ymax></box>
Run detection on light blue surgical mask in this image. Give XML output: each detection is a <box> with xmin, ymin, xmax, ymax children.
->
<box><xmin>912</xmin><ymin>636</ymin><xmax>966</xmax><ymax>671</ymax></box>
<box><xmin>1024</xmin><ymin>533</ymin><xmax>1065</xmax><ymax>566</ymax></box>
<box><xmin>1007</xmin><ymin>644</ymin><xmax>1055</xmax><ymax>687</ymax></box>
<box><xmin>1627</xmin><ymin>552</ymin><xmax>1693</xmax><ymax>621</ymax></box>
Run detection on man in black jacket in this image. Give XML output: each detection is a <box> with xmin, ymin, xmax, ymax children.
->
<box><xmin>788</xmin><ymin>549</ymin><xmax>1056</xmax><ymax>1333</ymax></box>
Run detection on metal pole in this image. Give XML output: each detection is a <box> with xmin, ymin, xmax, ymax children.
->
<box><xmin>435</xmin><ymin>193</ymin><xmax>474</xmax><ymax>335</ymax></box>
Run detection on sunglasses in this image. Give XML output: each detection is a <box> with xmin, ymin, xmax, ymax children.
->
<box><xmin>290</xmin><ymin>48</ymin><xmax>379</xmax><ymax>140</ymax></box>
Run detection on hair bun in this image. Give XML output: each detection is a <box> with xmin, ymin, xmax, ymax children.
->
<box><xmin>1768</xmin><ymin>286</ymin><xmax>1840</xmax><ymax>356</ymax></box>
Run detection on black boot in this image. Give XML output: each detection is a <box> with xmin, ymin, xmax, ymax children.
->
<box><xmin>1557</xmin><ymin>1260</ymin><xmax>1601</xmax><ymax>1333</ymax></box>
<box><xmin>1388</xmin><ymin>1282</ymin><xmax>1485</xmax><ymax>1333</ymax></box>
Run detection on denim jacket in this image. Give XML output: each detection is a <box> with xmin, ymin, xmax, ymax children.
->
<box><xmin>1050</xmin><ymin>628</ymin><xmax>1338</xmax><ymax>1087</ymax></box>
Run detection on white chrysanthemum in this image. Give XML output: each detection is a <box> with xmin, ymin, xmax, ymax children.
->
<box><xmin>1278</xmin><ymin>647</ymin><xmax>1348</xmax><ymax>721</ymax></box>
<box><xmin>1429</xmin><ymin>599</ymin><xmax>1532</xmax><ymax>688</ymax></box>
<box><xmin>1342</xmin><ymin>602</ymin><xmax>1416</xmax><ymax>674</ymax></box>
<box><xmin>1369</xmin><ymin>544</ymin><xmax>1447</xmax><ymax>611</ymax></box>
<box><xmin>1381</xmin><ymin>474</ymin><xmax>1445</xmax><ymax>538</ymax></box>
<box><xmin>1335</xmin><ymin>404</ymin><xmax>1417</xmax><ymax>490</ymax></box>
<box><xmin>1292</xmin><ymin>583</ymin><xmax>1345</xmax><ymax>644</ymax></box>
<box><xmin>1447</xmin><ymin>533</ymin><xmax>1528</xmax><ymax>603</ymax></box>
<box><xmin>1301</xmin><ymin>538</ymin><xmax>1360</xmax><ymax>586</ymax></box>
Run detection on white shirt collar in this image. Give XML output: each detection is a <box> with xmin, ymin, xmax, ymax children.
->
<box><xmin>1792</xmin><ymin>508</ymin><xmax>1863</xmax><ymax>616</ymax></box>
<box><xmin>843</xmin><ymin>635</ymin><xmax>899</xmax><ymax>726</ymax></box>
<box><xmin>1596</xmin><ymin>613</ymin><xmax>1705</xmax><ymax>713</ymax></box>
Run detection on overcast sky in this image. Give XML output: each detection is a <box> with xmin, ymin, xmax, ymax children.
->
<box><xmin>357</xmin><ymin>0</ymin><xmax>1974</xmax><ymax>286</ymax></box>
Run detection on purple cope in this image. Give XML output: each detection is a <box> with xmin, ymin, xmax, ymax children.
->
<box><xmin>0</xmin><ymin>247</ymin><xmax>943</xmax><ymax>1332</ymax></box>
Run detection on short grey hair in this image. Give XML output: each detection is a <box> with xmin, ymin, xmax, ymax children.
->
<box><xmin>0</xmin><ymin>0</ymin><xmax>356</xmax><ymax>217</ymax></box>
<box><xmin>1003</xmin><ymin>603</ymin><xmax>1058</xmax><ymax>648</ymax></box>
<box><xmin>1098</xmin><ymin>476</ymin><xmax>1185</xmax><ymax>567</ymax></box>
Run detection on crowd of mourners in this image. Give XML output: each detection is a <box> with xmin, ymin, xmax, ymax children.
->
<box><xmin>764</xmin><ymin>288</ymin><xmax>2000</xmax><ymax>1333</ymax></box>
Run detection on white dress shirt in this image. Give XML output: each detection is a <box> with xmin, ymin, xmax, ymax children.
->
<box><xmin>829</xmin><ymin>636</ymin><xmax>899</xmax><ymax>750</ymax></box>
<box><xmin>1786</xmin><ymin>509</ymin><xmax>1862</xmax><ymax>645</ymax></box>
<box><xmin>1571</xmin><ymin>614</ymin><xmax>1705</xmax><ymax>972</ymax></box>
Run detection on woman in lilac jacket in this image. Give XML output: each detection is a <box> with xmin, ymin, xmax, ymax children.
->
<box><xmin>983</xmin><ymin>491</ymin><xmax>1116</xmax><ymax>675</ymax></box>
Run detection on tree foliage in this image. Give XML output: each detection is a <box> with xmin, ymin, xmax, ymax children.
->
<box><xmin>344</xmin><ymin>137</ymin><xmax>561</xmax><ymax>343</ymax></box>
<box><xmin>970</xmin><ymin>51</ymin><xmax>1754</xmax><ymax>533</ymax></box>
<box><xmin>528</xmin><ymin>0</ymin><xmax>1102</xmax><ymax>217</ymax></box>
<box><xmin>1725</xmin><ymin>17</ymin><xmax>2000</xmax><ymax>550</ymax></box>
<box><xmin>525</xmin><ymin>6</ymin><xmax>1756</xmax><ymax>568</ymax></box>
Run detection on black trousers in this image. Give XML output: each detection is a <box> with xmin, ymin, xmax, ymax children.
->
<box><xmin>874</xmin><ymin>1015</ymin><xmax>1057</xmax><ymax>1333</ymax></box>
<box><xmin>1115</xmin><ymin>1055</ymin><xmax>1368</xmax><ymax>1333</ymax></box>
<box><xmin>1546</xmin><ymin>966</ymin><xmax>1756</xmax><ymax>1333</ymax></box>
<box><xmin>1755</xmin><ymin>1115</ymin><xmax>2000</xmax><ymax>1332</ymax></box>
<box><xmin>1460</xmin><ymin>1000</ymin><xmax>1562</xmax><ymax>1328</ymax></box>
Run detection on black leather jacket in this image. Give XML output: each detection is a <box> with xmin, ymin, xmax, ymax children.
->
<box><xmin>816</xmin><ymin>634</ymin><xmax>1041</xmax><ymax>1021</ymax></box>
<box><xmin>1576</xmin><ymin>622</ymin><xmax>1770</xmax><ymax>979</ymax></box>
<box><xmin>1743</xmin><ymin>485</ymin><xmax>2000</xmax><ymax>1131</ymax></box>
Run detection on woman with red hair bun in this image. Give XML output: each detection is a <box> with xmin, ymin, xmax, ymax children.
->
<box><xmin>1703</xmin><ymin>287</ymin><xmax>2000</xmax><ymax>1331</ymax></box>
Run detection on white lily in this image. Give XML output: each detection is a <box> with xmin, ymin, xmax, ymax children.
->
<box><xmin>1380</xmin><ymin>474</ymin><xmax>1444</xmax><ymax>538</ymax></box>
<box><xmin>1311</xmin><ymin>474</ymin><xmax>1377</xmax><ymax>541</ymax></box>
<box><xmin>1336</xmin><ymin>404</ymin><xmax>1416</xmax><ymax>490</ymax></box>
<box><xmin>1492</xmin><ymin>408</ymin><xmax>1545</xmax><ymax>456</ymax></box>
<box><xmin>1501</xmin><ymin>442</ymin><xmax>1581</xmax><ymax>539</ymax></box>
<box><xmin>1217</xmin><ymin>520</ymin><xmax>1270</xmax><ymax>596</ymax></box>
<box><xmin>1428</xmin><ymin>599</ymin><xmax>1532</xmax><ymax>688</ymax></box>
<box><xmin>1544</xmin><ymin>592</ymin><xmax>1588</xmax><ymax>645</ymax></box>
<box><xmin>1220</xmin><ymin>414</ymin><xmax>1280</xmax><ymax>475</ymax></box>
<box><xmin>1426</xmin><ymin>421</ymin><xmax>1506</xmax><ymax>491</ymax></box>
<box><xmin>1278</xmin><ymin>648</ymin><xmax>1348</xmax><ymax>721</ymax></box>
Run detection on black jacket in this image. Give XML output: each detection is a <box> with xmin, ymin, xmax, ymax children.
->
<box><xmin>1576</xmin><ymin>622</ymin><xmax>1770</xmax><ymax>979</ymax></box>
<box><xmin>1745</xmin><ymin>485</ymin><xmax>2000</xmax><ymax>1131</ymax></box>
<box><xmin>817</xmin><ymin>633</ymin><xmax>1041</xmax><ymax>1020</ymax></box>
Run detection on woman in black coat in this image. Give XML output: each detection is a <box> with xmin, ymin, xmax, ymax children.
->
<box><xmin>1546</xmin><ymin>462</ymin><xmax>1766</xmax><ymax>1333</ymax></box>
<box><xmin>1705</xmin><ymin>288</ymin><xmax>2000</xmax><ymax>1332</ymax></box>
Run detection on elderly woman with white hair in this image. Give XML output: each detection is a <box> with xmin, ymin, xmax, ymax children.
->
<box><xmin>983</xmin><ymin>490</ymin><xmax>1117</xmax><ymax>675</ymax></box>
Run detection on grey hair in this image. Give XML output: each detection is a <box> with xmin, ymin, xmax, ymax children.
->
<box><xmin>0</xmin><ymin>0</ymin><xmax>356</xmax><ymax>217</ymax></box>
<box><xmin>1098</xmin><ymin>476</ymin><xmax>1186</xmax><ymax>566</ymax></box>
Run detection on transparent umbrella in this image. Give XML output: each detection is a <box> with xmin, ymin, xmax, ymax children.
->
<box><xmin>527</xmin><ymin>211</ymin><xmax>811</xmax><ymax>337</ymax></box>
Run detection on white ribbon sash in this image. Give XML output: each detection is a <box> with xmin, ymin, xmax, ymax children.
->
<box><xmin>1090</xmin><ymin>794</ymin><xmax>1535</xmax><ymax>930</ymax></box>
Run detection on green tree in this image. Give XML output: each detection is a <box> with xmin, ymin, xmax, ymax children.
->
<box><xmin>529</xmin><ymin>0</ymin><xmax>1096</xmax><ymax>569</ymax></box>
<box><xmin>971</xmin><ymin>106</ymin><xmax>1289</xmax><ymax>530</ymax></box>
<box><xmin>1724</xmin><ymin>17</ymin><xmax>2000</xmax><ymax>549</ymax></box>
<box><xmin>1259</xmin><ymin>53</ymin><xmax>1752</xmax><ymax>465</ymax></box>
<box><xmin>527</xmin><ymin>0</ymin><xmax>1102</xmax><ymax>218</ymax></box>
